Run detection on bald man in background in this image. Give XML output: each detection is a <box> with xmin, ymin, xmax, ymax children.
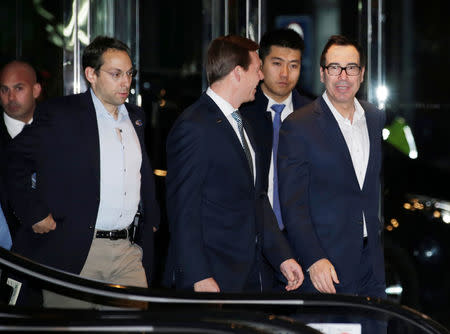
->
<box><xmin>0</xmin><ymin>61</ymin><xmax>42</xmax><ymax>244</ymax></box>
<box><xmin>0</xmin><ymin>61</ymin><xmax>42</xmax><ymax>140</ymax></box>
<box><xmin>0</xmin><ymin>61</ymin><xmax>41</xmax><ymax>302</ymax></box>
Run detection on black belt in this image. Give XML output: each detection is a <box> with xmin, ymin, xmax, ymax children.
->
<box><xmin>96</xmin><ymin>226</ymin><xmax>131</xmax><ymax>240</ymax></box>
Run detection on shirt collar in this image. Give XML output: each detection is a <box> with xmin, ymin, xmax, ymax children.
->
<box><xmin>90</xmin><ymin>88</ymin><xmax>127</xmax><ymax>121</ymax></box>
<box><xmin>206</xmin><ymin>87</ymin><xmax>236</xmax><ymax>116</ymax></box>
<box><xmin>322</xmin><ymin>91</ymin><xmax>365</xmax><ymax>124</ymax></box>
<box><xmin>3</xmin><ymin>112</ymin><xmax>32</xmax><ymax>138</ymax></box>
<box><xmin>263</xmin><ymin>92</ymin><xmax>292</xmax><ymax>113</ymax></box>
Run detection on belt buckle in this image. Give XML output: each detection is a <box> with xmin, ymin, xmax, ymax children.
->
<box><xmin>109</xmin><ymin>230</ymin><xmax>118</xmax><ymax>240</ymax></box>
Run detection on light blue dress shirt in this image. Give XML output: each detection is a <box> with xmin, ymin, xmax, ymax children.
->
<box><xmin>0</xmin><ymin>202</ymin><xmax>12</xmax><ymax>250</ymax></box>
<box><xmin>91</xmin><ymin>89</ymin><xmax>142</xmax><ymax>231</ymax></box>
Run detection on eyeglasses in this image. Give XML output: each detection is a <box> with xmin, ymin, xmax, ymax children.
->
<box><xmin>322</xmin><ymin>64</ymin><xmax>361</xmax><ymax>76</ymax></box>
<box><xmin>99</xmin><ymin>69</ymin><xmax>137</xmax><ymax>81</ymax></box>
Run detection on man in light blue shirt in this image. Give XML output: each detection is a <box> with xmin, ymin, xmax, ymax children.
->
<box><xmin>6</xmin><ymin>36</ymin><xmax>160</xmax><ymax>308</ymax></box>
<box><xmin>0</xmin><ymin>203</ymin><xmax>12</xmax><ymax>250</ymax></box>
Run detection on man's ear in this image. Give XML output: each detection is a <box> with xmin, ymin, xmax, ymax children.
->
<box><xmin>360</xmin><ymin>66</ymin><xmax>365</xmax><ymax>83</ymax></box>
<box><xmin>32</xmin><ymin>83</ymin><xmax>42</xmax><ymax>99</ymax></box>
<box><xmin>233</xmin><ymin>66</ymin><xmax>242</xmax><ymax>82</ymax></box>
<box><xmin>84</xmin><ymin>67</ymin><xmax>97</xmax><ymax>85</ymax></box>
<box><xmin>320</xmin><ymin>66</ymin><xmax>325</xmax><ymax>83</ymax></box>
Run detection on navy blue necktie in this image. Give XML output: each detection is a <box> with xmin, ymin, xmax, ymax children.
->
<box><xmin>232</xmin><ymin>110</ymin><xmax>254</xmax><ymax>179</ymax></box>
<box><xmin>271</xmin><ymin>103</ymin><xmax>286</xmax><ymax>230</ymax></box>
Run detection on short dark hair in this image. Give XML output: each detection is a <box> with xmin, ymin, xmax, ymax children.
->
<box><xmin>206</xmin><ymin>35</ymin><xmax>259</xmax><ymax>85</ymax></box>
<box><xmin>259</xmin><ymin>28</ymin><xmax>305</xmax><ymax>62</ymax></box>
<box><xmin>82</xmin><ymin>36</ymin><xmax>131</xmax><ymax>72</ymax></box>
<box><xmin>320</xmin><ymin>35</ymin><xmax>365</xmax><ymax>67</ymax></box>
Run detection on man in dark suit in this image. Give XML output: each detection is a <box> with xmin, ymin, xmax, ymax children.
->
<box><xmin>0</xmin><ymin>61</ymin><xmax>42</xmax><ymax>243</ymax></box>
<box><xmin>6</xmin><ymin>36</ymin><xmax>159</xmax><ymax>307</ymax></box>
<box><xmin>278</xmin><ymin>35</ymin><xmax>386</xmax><ymax>298</ymax></box>
<box><xmin>241</xmin><ymin>29</ymin><xmax>311</xmax><ymax>231</ymax></box>
<box><xmin>165</xmin><ymin>35</ymin><xmax>303</xmax><ymax>293</ymax></box>
<box><xmin>240</xmin><ymin>29</ymin><xmax>311</xmax><ymax>290</ymax></box>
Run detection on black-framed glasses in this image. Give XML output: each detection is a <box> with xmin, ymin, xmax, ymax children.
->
<box><xmin>99</xmin><ymin>69</ymin><xmax>137</xmax><ymax>81</ymax></box>
<box><xmin>322</xmin><ymin>64</ymin><xmax>361</xmax><ymax>76</ymax></box>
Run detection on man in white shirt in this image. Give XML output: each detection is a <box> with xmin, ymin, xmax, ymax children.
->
<box><xmin>0</xmin><ymin>61</ymin><xmax>41</xmax><ymax>253</ymax></box>
<box><xmin>165</xmin><ymin>35</ymin><xmax>303</xmax><ymax>293</ymax></box>
<box><xmin>240</xmin><ymin>29</ymin><xmax>312</xmax><ymax>290</ymax></box>
<box><xmin>0</xmin><ymin>61</ymin><xmax>41</xmax><ymax>139</ymax></box>
<box><xmin>278</xmin><ymin>35</ymin><xmax>386</xmax><ymax>299</ymax></box>
<box><xmin>241</xmin><ymin>29</ymin><xmax>311</xmax><ymax>230</ymax></box>
<box><xmin>6</xmin><ymin>36</ymin><xmax>159</xmax><ymax>307</ymax></box>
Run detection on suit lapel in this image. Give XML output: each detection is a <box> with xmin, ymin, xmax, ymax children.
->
<box><xmin>316</xmin><ymin>97</ymin><xmax>361</xmax><ymax>190</ymax></box>
<box><xmin>255</xmin><ymin>87</ymin><xmax>274</xmax><ymax>148</ymax></box>
<box><xmin>362</xmin><ymin>105</ymin><xmax>378</xmax><ymax>191</ymax></box>
<box><xmin>79</xmin><ymin>91</ymin><xmax>101</xmax><ymax>185</ymax></box>
<box><xmin>203</xmin><ymin>94</ymin><xmax>255</xmax><ymax>183</ymax></box>
<box><xmin>242</xmin><ymin>117</ymin><xmax>260</xmax><ymax>188</ymax></box>
<box><xmin>0</xmin><ymin>116</ymin><xmax>11</xmax><ymax>145</ymax></box>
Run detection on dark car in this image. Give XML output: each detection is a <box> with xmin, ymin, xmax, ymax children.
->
<box><xmin>382</xmin><ymin>113</ymin><xmax>450</xmax><ymax>326</ymax></box>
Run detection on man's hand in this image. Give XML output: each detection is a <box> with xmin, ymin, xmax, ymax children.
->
<box><xmin>308</xmin><ymin>258</ymin><xmax>339</xmax><ymax>293</ymax></box>
<box><xmin>194</xmin><ymin>277</ymin><xmax>220</xmax><ymax>292</ymax></box>
<box><xmin>32</xmin><ymin>214</ymin><xmax>56</xmax><ymax>234</ymax></box>
<box><xmin>280</xmin><ymin>258</ymin><xmax>304</xmax><ymax>291</ymax></box>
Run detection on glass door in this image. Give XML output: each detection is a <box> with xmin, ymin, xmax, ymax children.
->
<box><xmin>62</xmin><ymin>0</ymin><xmax>140</xmax><ymax>104</ymax></box>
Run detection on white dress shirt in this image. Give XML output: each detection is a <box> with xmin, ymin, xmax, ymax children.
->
<box><xmin>3</xmin><ymin>112</ymin><xmax>32</xmax><ymax>138</ymax></box>
<box><xmin>264</xmin><ymin>92</ymin><xmax>294</xmax><ymax>206</ymax></box>
<box><xmin>91</xmin><ymin>89</ymin><xmax>142</xmax><ymax>231</ymax></box>
<box><xmin>323</xmin><ymin>91</ymin><xmax>370</xmax><ymax>237</ymax></box>
<box><xmin>206</xmin><ymin>87</ymin><xmax>256</xmax><ymax>184</ymax></box>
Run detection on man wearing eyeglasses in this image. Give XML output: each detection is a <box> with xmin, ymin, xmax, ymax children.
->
<box><xmin>278</xmin><ymin>35</ymin><xmax>386</xmax><ymax>298</ymax></box>
<box><xmin>6</xmin><ymin>36</ymin><xmax>159</xmax><ymax>307</ymax></box>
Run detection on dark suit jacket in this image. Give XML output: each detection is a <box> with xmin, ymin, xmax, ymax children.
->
<box><xmin>278</xmin><ymin>96</ymin><xmax>386</xmax><ymax>290</ymax></box>
<box><xmin>6</xmin><ymin>91</ymin><xmax>160</xmax><ymax>284</ymax></box>
<box><xmin>0</xmin><ymin>114</ymin><xmax>11</xmax><ymax>144</ymax></box>
<box><xmin>240</xmin><ymin>86</ymin><xmax>311</xmax><ymax>192</ymax></box>
<box><xmin>164</xmin><ymin>92</ymin><xmax>293</xmax><ymax>292</ymax></box>
<box><xmin>0</xmin><ymin>114</ymin><xmax>20</xmax><ymax>240</ymax></box>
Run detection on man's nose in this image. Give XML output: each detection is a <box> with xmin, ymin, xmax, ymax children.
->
<box><xmin>7</xmin><ymin>90</ymin><xmax>15</xmax><ymax>101</ymax></box>
<box><xmin>338</xmin><ymin>68</ymin><xmax>349</xmax><ymax>79</ymax></box>
<box><xmin>280</xmin><ymin>64</ymin><xmax>288</xmax><ymax>77</ymax></box>
<box><xmin>120</xmin><ymin>74</ymin><xmax>132</xmax><ymax>86</ymax></box>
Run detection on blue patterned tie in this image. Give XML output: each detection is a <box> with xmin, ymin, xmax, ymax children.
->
<box><xmin>271</xmin><ymin>103</ymin><xmax>286</xmax><ymax>230</ymax></box>
<box><xmin>232</xmin><ymin>110</ymin><xmax>254</xmax><ymax>179</ymax></box>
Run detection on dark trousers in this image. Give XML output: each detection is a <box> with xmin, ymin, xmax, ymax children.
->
<box><xmin>292</xmin><ymin>240</ymin><xmax>387</xmax><ymax>334</ymax></box>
